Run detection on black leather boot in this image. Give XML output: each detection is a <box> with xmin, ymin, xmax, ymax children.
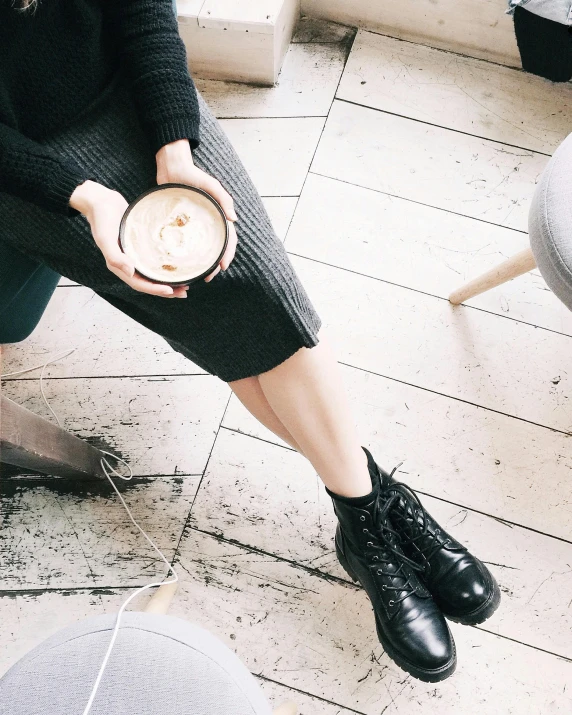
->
<box><xmin>363</xmin><ymin>449</ymin><xmax>501</xmax><ymax>626</ymax></box>
<box><xmin>327</xmin><ymin>474</ymin><xmax>456</xmax><ymax>682</ymax></box>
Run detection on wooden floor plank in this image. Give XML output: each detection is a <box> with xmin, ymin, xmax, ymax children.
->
<box><xmin>3</xmin><ymin>534</ymin><xmax>571</xmax><ymax>713</ymax></box>
<box><xmin>223</xmin><ymin>361</ymin><xmax>572</xmax><ymax>541</ymax></box>
<box><xmin>172</xmin><ymin>529</ymin><xmax>572</xmax><ymax>714</ymax></box>
<box><xmin>198</xmin><ymin>43</ymin><xmax>348</xmax><ymax>118</ymax></box>
<box><xmin>286</xmin><ymin>173</ymin><xmax>572</xmax><ymax>335</ymax></box>
<box><xmin>220</xmin><ymin>117</ymin><xmax>326</xmax><ymax>196</ymax></box>
<box><xmin>338</xmin><ymin>31</ymin><xmax>572</xmax><ymax>154</ymax></box>
<box><xmin>190</xmin><ymin>429</ymin><xmax>572</xmax><ymax>660</ymax></box>
<box><xmin>0</xmin><ymin>475</ymin><xmax>198</xmax><ymax>590</ymax></box>
<box><xmin>259</xmin><ymin>678</ymin><xmax>358</xmax><ymax>715</ymax></box>
<box><xmin>263</xmin><ymin>197</ymin><xmax>299</xmax><ymax>241</ymax></box>
<box><xmin>0</xmin><ymin>288</ymin><xmax>202</xmax><ymax>379</ymax></box>
<box><xmin>2</xmin><ymin>375</ymin><xmax>229</xmax><ymax>476</ymax></box>
<box><xmin>312</xmin><ymin>100</ymin><xmax>547</xmax><ymax>231</ymax></box>
<box><xmin>291</xmin><ymin>255</ymin><xmax>572</xmax><ymax>433</ymax></box>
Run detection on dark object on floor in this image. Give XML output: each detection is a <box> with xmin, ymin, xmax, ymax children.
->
<box><xmin>513</xmin><ymin>5</ymin><xmax>572</xmax><ymax>82</ymax></box>
<box><xmin>0</xmin><ymin>240</ymin><xmax>60</xmax><ymax>344</ymax></box>
<box><xmin>377</xmin><ymin>458</ymin><xmax>501</xmax><ymax>626</ymax></box>
<box><xmin>327</xmin><ymin>465</ymin><xmax>457</xmax><ymax>682</ymax></box>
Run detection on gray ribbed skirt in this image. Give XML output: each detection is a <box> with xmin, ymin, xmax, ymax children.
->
<box><xmin>0</xmin><ymin>73</ymin><xmax>321</xmax><ymax>382</ymax></box>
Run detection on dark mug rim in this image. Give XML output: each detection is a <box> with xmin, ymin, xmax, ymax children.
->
<box><xmin>118</xmin><ymin>182</ymin><xmax>230</xmax><ymax>286</ymax></box>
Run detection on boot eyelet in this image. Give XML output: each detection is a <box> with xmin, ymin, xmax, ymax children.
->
<box><xmin>360</xmin><ymin>515</ymin><xmax>366</xmax><ymax>522</ymax></box>
<box><xmin>388</xmin><ymin>600</ymin><xmax>395</xmax><ymax>607</ymax></box>
<box><xmin>367</xmin><ymin>541</ymin><xmax>373</xmax><ymax>548</ymax></box>
<box><xmin>362</xmin><ymin>528</ymin><xmax>368</xmax><ymax>535</ymax></box>
<box><xmin>373</xmin><ymin>556</ymin><xmax>379</xmax><ymax>561</ymax></box>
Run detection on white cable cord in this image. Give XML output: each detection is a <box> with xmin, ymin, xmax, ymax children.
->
<box><xmin>0</xmin><ymin>348</ymin><xmax>75</xmax><ymax>427</ymax></box>
<box><xmin>82</xmin><ymin>452</ymin><xmax>178</xmax><ymax>715</ymax></box>
<box><xmin>2</xmin><ymin>350</ymin><xmax>178</xmax><ymax>714</ymax></box>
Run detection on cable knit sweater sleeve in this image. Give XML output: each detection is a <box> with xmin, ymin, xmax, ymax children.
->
<box><xmin>0</xmin><ymin>123</ymin><xmax>91</xmax><ymax>216</ymax></box>
<box><xmin>103</xmin><ymin>0</ymin><xmax>201</xmax><ymax>152</ymax></box>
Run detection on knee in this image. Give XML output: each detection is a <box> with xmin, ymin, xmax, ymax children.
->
<box><xmin>0</xmin><ymin>319</ymin><xmax>39</xmax><ymax>345</ymax></box>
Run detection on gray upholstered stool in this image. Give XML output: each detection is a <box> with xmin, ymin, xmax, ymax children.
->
<box><xmin>449</xmin><ymin>132</ymin><xmax>572</xmax><ymax>309</ymax></box>
<box><xmin>0</xmin><ymin>585</ymin><xmax>296</xmax><ymax>715</ymax></box>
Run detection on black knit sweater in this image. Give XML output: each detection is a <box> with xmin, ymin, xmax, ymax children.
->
<box><xmin>0</xmin><ymin>0</ymin><xmax>201</xmax><ymax>215</ymax></box>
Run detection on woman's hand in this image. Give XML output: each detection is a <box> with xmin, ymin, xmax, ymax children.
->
<box><xmin>156</xmin><ymin>140</ymin><xmax>238</xmax><ymax>282</ymax></box>
<box><xmin>69</xmin><ymin>180</ymin><xmax>188</xmax><ymax>298</ymax></box>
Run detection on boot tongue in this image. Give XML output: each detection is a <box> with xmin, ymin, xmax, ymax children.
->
<box><xmin>363</xmin><ymin>447</ymin><xmax>392</xmax><ymax>491</ymax></box>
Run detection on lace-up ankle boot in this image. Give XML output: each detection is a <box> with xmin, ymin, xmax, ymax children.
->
<box><xmin>327</xmin><ymin>472</ymin><xmax>456</xmax><ymax>682</ymax></box>
<box><xmin>363</xmin><ymin>449</ymin><xmax>501</xmax><ymax>626</ymax></box>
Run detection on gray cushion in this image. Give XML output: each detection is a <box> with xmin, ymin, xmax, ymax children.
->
<box><xmin>529</xmin><ymin>132</ymin><xmax>572</xmax><ymax>311</ymax></box>
<box><xmin>0</xmin><ymin>613</ymin><xmax>272</xmax><ymax>715</ymax></box>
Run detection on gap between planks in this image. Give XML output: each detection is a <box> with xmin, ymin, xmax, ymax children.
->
<box><xmin>285</xmin><ymin>249</ymin><xmax>568</xmax><ymax>338</ymax></box>
<box><xmin>178</xmin><ymin>525</ymin><xmax>572</xmax><ymax>664</ymax></box>
<box><xmin>280</xmin><ymin>24</ymin><xmax>357</xmax><ymax>247</ymax></box>
<box><xmin>217</xmin><ymin>423</ymin><xmax>572</xmax><ymax>548</ymax></box>
<box><xmin>333</xmin><ymin>97</ymin><xmax>553</xmax><ymax>158</ymax></box>
<box><xmin>169</xmin><ymin>390</ymin><xmax>235</xmax><ymax>565</ymax></box>
<box><xmin>308</xmin><ymin>171</ymin><xmax>530</xmax><ymax>236</ymax></box>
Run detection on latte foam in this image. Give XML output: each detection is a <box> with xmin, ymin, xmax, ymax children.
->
<box><xmin>122</xmin><ymin>186</ymin><xmax>227</xmax><ymax>283</ymax></box>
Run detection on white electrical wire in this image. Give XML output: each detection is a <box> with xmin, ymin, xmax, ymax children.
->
<box><xmin>0</xmin><ymin>348</ymin><xmax>75</xmax><ymax>427</ymax></box>
<box><xmin>2</xmin><ymin>350</ymin><xmax>178</xmax><ymax>714</ymax></box>
<box><xmin>82</xmin><ymin>451</ymin><xmax>178</xmax><ymax>715</ymax></box>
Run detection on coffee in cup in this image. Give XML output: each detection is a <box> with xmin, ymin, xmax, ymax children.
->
<box><xmin>119</xmin><ymin>183</ymin><xmax>229</xmax><ymax>285</ymax></box>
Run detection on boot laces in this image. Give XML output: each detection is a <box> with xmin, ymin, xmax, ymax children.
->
<box><xmin>365</xmin><ymin>493</ymin><xmax>424</xmax><ymax>605</ymax></box>
<box><xmin>386</xmin><ymin>477</ymin><xmax>452</xmax><ymax>565</ymax></box>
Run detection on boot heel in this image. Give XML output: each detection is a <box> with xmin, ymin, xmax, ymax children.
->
<box><xmin>335</xmin><ymin>536</ymin><xmax>359</xmax><ymax>583</ymax></box>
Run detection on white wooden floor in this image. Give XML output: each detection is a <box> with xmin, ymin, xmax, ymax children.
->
<box><xmin>2</xmin><ymin>18</ymin><xmax>572</xmax><ymax>714</ymax></box>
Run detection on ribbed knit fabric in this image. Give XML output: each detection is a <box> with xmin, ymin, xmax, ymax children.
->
<box><xmin>0</xmin><ymin>0</ymin><xmax>200</xmax><ymax>215</ymax></box>
<box><xmin>0</xmin><ymin>613</ymin><xmax>273</xmax><ymax>715</ymax></box>
<box><xmin>0</xmin><ymin>71</ymin><xmax>322</xmax><ymax>382</ymax></box>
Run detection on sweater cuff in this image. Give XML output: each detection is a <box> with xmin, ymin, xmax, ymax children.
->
<box><xmin>147</xmin><ymin>114</ymin><xmax>201</xmax><ymax>154</ymax></box>
<box><xmin>42</xmin><ymin>166</ymin><xmax>93</xmax><ymax>216</ymax></box>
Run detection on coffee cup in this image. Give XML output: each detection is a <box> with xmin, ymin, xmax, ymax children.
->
<box><xmin>119</xmin><ymin>183</ymin><xmax>229</xmax><ymax>286</ymax></box>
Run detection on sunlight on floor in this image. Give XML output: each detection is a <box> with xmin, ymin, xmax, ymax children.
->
<box><xmin>2</xmin><ymin>17</ymin><xmax>572</xmax><ymax>714</ymax></box>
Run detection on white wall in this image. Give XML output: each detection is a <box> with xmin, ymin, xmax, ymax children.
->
<box><xmin>302</xmin><ymin>0</ymin><xmax>520</xmax><ymax>67</ymax></box>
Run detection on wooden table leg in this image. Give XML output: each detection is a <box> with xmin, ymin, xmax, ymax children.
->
<box><xmin>0</xmin><ymin>395</ymin><xmax>106</xmax><ymax>479</ymax></box>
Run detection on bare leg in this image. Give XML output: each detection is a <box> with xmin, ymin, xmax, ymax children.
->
<box><xmin>254</xmin><ymin>330</ymin><xmax>371</xmax><ymax>498</ymax></box>
<box><xmin>229</xmin><ymin>376</ymin><xmax>304</xmax><ymax>454</ymax></box>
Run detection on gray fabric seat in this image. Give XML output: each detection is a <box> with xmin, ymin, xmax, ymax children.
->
<box><xmin>529</xmin><ymin>132</ymin><xmax>572</xmax><ymax>312</ymax></box>
<box><xmin>0</xmin><ymin>613</ymin><xmax>273</xmax><ymax>715</ymax></box>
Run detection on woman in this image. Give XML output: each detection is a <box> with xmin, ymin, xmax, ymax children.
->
<box><xmin>0</xmin><ymin>0</ymin><xmax>500</xmax><ymax>682</ymax></box>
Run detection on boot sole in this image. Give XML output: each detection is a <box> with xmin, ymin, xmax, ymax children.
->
<box><xmin>336</xmin><ymin>539</ymin><xmax>457</xmax><ymax>683</ymax></box>
<box><xmin>442</xmin><ymin>573</ymin><xmax>501</xmax><ymax>626</ymax></box>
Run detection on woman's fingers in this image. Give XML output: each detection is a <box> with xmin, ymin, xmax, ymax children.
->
<box><xmin>204</xmin><ymin>265</ymin><xmax>221</xmax><ymax>283</ymax></box>
<box><xmin>200</xmin><ymin>174</ymin><xmax>237</xmax><ymax>221</ymax></box>
<box><xmin>99</xmin><ymin>236</ymin><xmax>135</xmax><ymax>278</ymax></box>
<box><xmin>220</xmin><ymin>221</ymin><xmax>238</xmax><ymax>271</ymax></box>
<box><xmin>108</xmin><ymin>265</ymin><xmax>188</xmax><ymax>298</ymax></box>
<box><xmin>204</xmin><ymin>221</ymin><xmax>238</xmax><ymax>281</ymax></box>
